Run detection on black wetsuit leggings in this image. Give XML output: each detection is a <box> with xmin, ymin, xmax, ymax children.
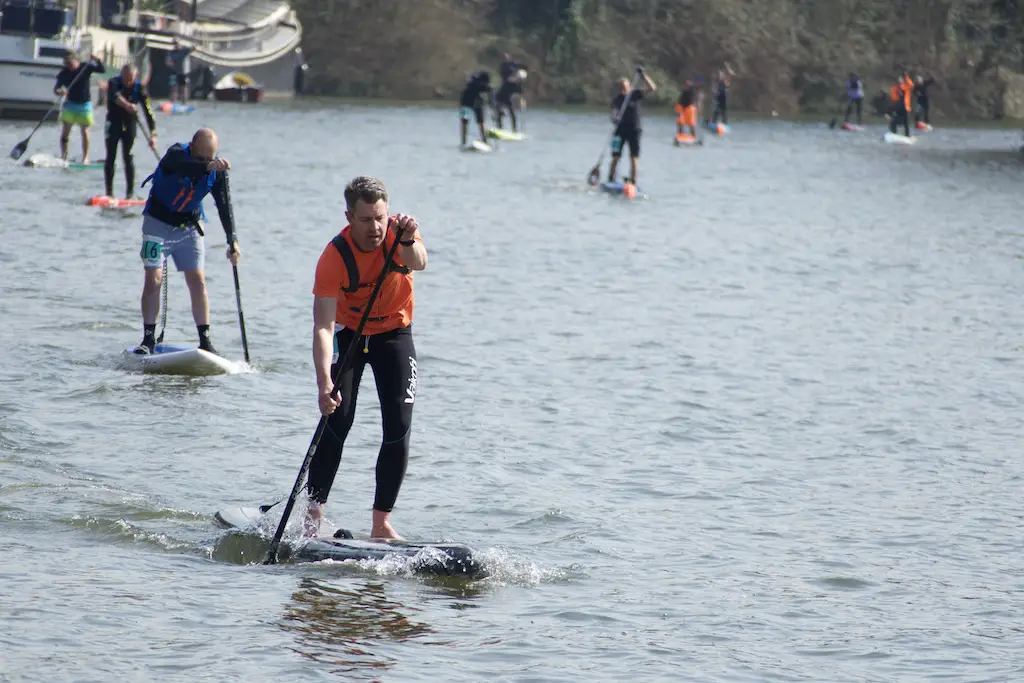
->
<box><xmin>844</xmin><ymin>98</ymin><xmax>862</xmax><ymax>124</ymax></box>
<box><xmin>104</xmin><ymin>120</ymin><xmax>136</xmax><ymax>197</ymax></box>
<box><xmin>890</xmin><ymin>105</ymin><xmax>910</xmax><ymax>136</ymax></box>
<box><xmin>496</xmin><ymin>83</ymin><xmax>519</xmax><ymax>130</ymax></box>
<box><xmin>712</xmin><ymin>95</ymin><xmax>728</xmax><ymax>124</ymax></box>
<box><xmin>307</xmin><ymin>325</ymin><xmax>417</xmax><ymax>512</ymax></box>
<box><xmin>915</xmin><ymin>96</ymin><xmax>930</xmax><ymax>124</ymax></box>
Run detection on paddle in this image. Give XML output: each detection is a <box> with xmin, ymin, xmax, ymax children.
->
<box><xmin>157</xmin><ymin>260</ymin><xmax>168</xmax><ymax>344</ymax></box>
<box><xmin>231</xmin><ymin>257</ymin><xmax>250</xmax><ymax>363</ymax></box>
<box><xmin>264</xmin><ymin>219</ymin><xmax>404</xmax><ymax>565</ymax></box>
<box><xmin>587</xmin><ymin>68</ymin><xmax>644</xmax><ymax>186</ymax></box>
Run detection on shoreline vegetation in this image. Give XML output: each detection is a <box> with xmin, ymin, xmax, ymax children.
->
<box><xmin>291</xmin><ymin>0</ymin><xmax>1024</xmax><ymax>121</ymax></box>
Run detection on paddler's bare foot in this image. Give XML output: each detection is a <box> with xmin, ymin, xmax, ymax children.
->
<box><xmin>370</xmin><ymin>509</ymin><xmax>402</xmax><ymax>540</ymax></box>
<box><xmin>303</xmin><ymin>502</ymin><xmax>322</xmax><ymax>538</ymax></box>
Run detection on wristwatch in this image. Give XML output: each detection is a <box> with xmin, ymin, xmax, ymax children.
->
<box><xmin>399</xmin><ymin>239</ymin><xmax>416</xmax><ymax>246</ymax></box>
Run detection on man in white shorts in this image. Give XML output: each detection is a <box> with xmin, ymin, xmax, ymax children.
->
<box><xmin>135</xmin><ymin>128</ymin><xmax>240</xmax><ymax>355</ymax></box>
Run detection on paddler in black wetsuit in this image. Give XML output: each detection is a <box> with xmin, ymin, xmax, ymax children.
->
<box><xmin>495</xmin><ymin>53</ymin><xmax>527</xmax><ymax>132</ymax></box>
<box><xmin>914</xmin><ymin>75</ymin><xmax>936</xmax><ymax>126</ymax></box>
<box><xmin>458</xmin><ymin>71</ymin><xmax>494</xmax><ymax>147</ymax></box>
<box><xmin>607</xmin><ymin>66</ymin><xmax>657</xmax><ymax>186</ymax></box>
<box><xmin>105</xmin><ymin>64</ymin><xmax>157</xmax><ymax>199</ymax></box>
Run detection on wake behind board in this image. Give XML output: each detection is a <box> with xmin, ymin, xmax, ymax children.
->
<box><xmin>883</xmin><ymin>132</ymin><xmax>917</xmax><ymax>145</ymax></box>
<box><xmin>462</xmin><ymin>140</ymin><xmax>492</xmax><ymax>153</ymax></box>
<box><xmin>214</xmin><ymin>506</ymin><xmax>483</xmax><ymax>577</ymax></box>
<box><xmin>487</xmin><ymin>128</ymin><xmax>525</xmax><ymax>141</ymax></box>
<box><xmin>88</xmin><ymin>195</ymin><xmax>146</xmax><ymax>208</ymax></box>
<box><xmin>121</xmin><ymin>343</ymin><xmax>243</xmax><ymax>376</ymax></box>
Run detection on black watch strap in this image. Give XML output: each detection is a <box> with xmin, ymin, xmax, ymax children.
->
<box><xmin>399</xmin><ymin>239</ymin><xmax>416</xmax><ymax>246</ymax></box>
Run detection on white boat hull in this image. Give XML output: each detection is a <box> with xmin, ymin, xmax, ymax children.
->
<box><xmin>0</xmin><ymin>34</ymin><xmax>70</xmax><ymax>117</ymax></box>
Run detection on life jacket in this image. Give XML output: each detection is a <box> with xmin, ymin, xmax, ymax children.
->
<box><xmin>847</xmin><ymin>78</ymin><xmax>863</xmax><ymax>99</ymax></box>
<box><xmin>900</xmin><ymin>77</ymin><xmax>914</xmax><ymax>110</ymax></box>
<box><xmin>890</xmin><ymin>85</ymin><xmax>901</xmax><ymax>104</ymax></box>
<box><xmin>331</xmin><ymin>230</ymin><xmax>411</xmax><ymax>294</ymax></box>
<box><xmin>141</xmin><ymin>143</ymin><xmax>216</xmax><ymax>216</ymax></box>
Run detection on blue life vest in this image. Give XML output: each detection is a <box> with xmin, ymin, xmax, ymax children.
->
<box><xmin>142</xmin><ymin>142</ymin><xmax>215</xmax><ymax>218</ymax></box>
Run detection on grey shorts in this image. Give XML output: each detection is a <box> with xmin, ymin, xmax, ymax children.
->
<box><xmin>140</xmin><ymin>214</ymin><xmax>205</xmax><ymax>271</ymax></box>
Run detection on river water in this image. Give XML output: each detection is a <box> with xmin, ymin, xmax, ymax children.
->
<box><xmin>1</xmin><ymin>102</ymin><xmax>1023</xmax><ymax>682</ymax></box>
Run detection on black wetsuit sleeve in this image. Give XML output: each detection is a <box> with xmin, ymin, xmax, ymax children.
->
<box><xmin>87</xmin><ymin>59</ymin><xmax>105</xmax><ymax>75</ymax></box>
<box><xmin>54</xmin><ymin>69</ymin><xmax>69</xmax><ymax>94</ymax></box>
<box><xmin>105</xmin><ymin>78</ymin><xmax>118</xmax><ymax>108</ymax></box>
<box><xmin>212</xmin><ymin>171</ymin><xmax>236</xmax><ymax>245</ymax></box>
<box><xmin>159</xmin><ymin>144</ymin><xmax>209</xmax><ymax>177</ymax></box>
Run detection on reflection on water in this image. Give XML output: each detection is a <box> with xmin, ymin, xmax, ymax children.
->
<box><xmin>279</xmin><ymin>577</ymin><xmax>439</xmax><ymax>679</ymax></box>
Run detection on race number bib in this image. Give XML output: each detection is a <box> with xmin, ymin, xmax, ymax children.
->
<box><xmin>140</xmin><ymin>236</ymin><xmax>164</xmax><ymax>268</ymax></box>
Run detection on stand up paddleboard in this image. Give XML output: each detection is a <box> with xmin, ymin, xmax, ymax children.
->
<box><xmin>883</xmin><ymin>132</ymin><xmax>917</xmax><ymax>145</ymax></box>
<box><xmin>595</xmin><ymin>179</ymin><xmax>643</xmax><ymax>199</ymax></box>
<box><xmin>158</xmin><ymin>102</ymin><xmax>196</xmax><ymax>115</ymax></box>
<box><xmin>841</xmin><ymin>122</ymin><xmax>864</xmax><ymax>132</ymax></box>
<box><xmin>88</xmin><ymin>195</ymin><xmax>146</xmax><ymax>208</ymax></box>
<box><xmin>916</xmin><ymin>121</ymin><xmax>933</xmax><ymax>132</ymax></box>
<box><xmin>214</xmin><ymin>506</ymin><xmax>483</xmax><ymax>577</ymax></box>
<box><xmin>487</xmin><ymin>128</ymin><xmax>525</xmax><ymax>141</ymax></box>
<box><xmin>462</xmin><ymin>140</ymin><xmax>492</xmax><ymax>153</ymax></box>
<box><xmin>22</xmin><ymin>153</ymin><xmax>104</xmax><ymax>169</ymax></box>
<box><xmin>704</xmin><ymin>121</ymin><xmax>728</xmax><ymax>136</ymax></box>
<box><xmin>673</xmin><ymin>133</ymin><xmax>701</xmax><ymax>146</ymax></box>
<box><xmin>121</xmin><ymin>343</ymin><xmax>243</xmax><ymax>376</ymax></box>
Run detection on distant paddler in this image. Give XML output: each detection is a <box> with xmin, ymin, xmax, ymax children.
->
<box><xmin>104</xmin><ymin>64</ymin><xmax>158</xmax><ymax>199</ymax></box>
<box><xmin>459</xmin><ymin>71</ymin><xmax>494</xmax><ymax>148</ymax></box>
<box><xmin>496</xmin><ymin>52</ymin><xmax>528</xmax><ymax>132</ymax></box>
<box><xmin>888</xmin><ymin>72</ymin><xmax>913</xmax><ymax>138</ymax></box>
<box><xmin>54</xmin><ymin>51</ymin><xmax>105</xmax><ymax>164</ymax></box>
<box><xmin>133</xmin><ymin>128</ymin><xmax>240</xmax><ymax>356</ymax></box>
<box><xmin>607</xmin><ymin>66</ymin><xmax>657</xmax><ymax>186</ymax></box>
<box><xmin>674</xmin><ymin>78</ymin><xmax>700</xmax><ymax>144</ymax></box>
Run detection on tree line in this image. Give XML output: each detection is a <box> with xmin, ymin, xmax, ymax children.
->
<box><xmin>291</xmin><ymin>0</ymin><xmax>1024</xmax><ymax>119</ymax></box>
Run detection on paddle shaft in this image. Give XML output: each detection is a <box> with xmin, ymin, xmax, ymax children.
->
<box><xmin>589</xmin><ymin>69</ymin><xmax>644</xmax><ymax>182</ymax></box>
<box><xmin>157</xmin><ymin>259</ymin><xmax>168</xmax><ymax>344</ymax></box>
<box><xmin>134</xmin><ymin>110</ymin><xmax>160</xmax><ymax>161</ymax></box>
<box><xmin>232</xmin><ymin>263</ymin><xmax>250</xmax><ymax>363</ymax></box>
<box><xmin>264</xmin><ymin>220</ymin><xmax>404</xmax><ymax>565</ymax></box>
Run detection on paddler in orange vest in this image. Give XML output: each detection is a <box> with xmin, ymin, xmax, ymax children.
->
<box><xmin>888</xmin><ymin>72</ymin><xmax>913</xmax><ymax>137</ymax></box>
<box><xmin>673</xmin><ymin>79</ymin><xmax>700</xmax><ymax>144</ymax></box>
<box><xmin>308</xmin><ymin>175</ymin><xmax>428</xmax><ymax>540</ymax></box>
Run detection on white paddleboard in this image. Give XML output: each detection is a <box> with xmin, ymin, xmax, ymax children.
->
<box><xmin>121</xmin><ymin>343</ymin><xmax>243</xmax><ymax>376</ymax></box>
<box><xmin>463</xmin><ymin>140</ymin><xmax>492</xmax><ymax>153</ymax></box>
<box><xmin>883</xmin><ymin>132</ymin><xmax>916</xmax><ymax>145</ymax></box>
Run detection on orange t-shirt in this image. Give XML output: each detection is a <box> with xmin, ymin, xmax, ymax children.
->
<box><xmin>312</xmin><ymin>222</ymin><xmax>422</xmax><ymax>335</ymax></box>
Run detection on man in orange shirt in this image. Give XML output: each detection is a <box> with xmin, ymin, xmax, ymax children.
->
<box><xmin>308</xmin><ymin>176</ymin><xmax>428</xmax><ymax>539</ymax></box>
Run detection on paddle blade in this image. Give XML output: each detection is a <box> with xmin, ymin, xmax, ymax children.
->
<box><xmin>586</xmin><ymin>164</ymin><xmax>600</xmax><ymax>186</ymax></box>
<box><xmin>828</xmin><ymin>118</ymin><xmax>837</xmax><ymax>130</ymax></box>
<box><xmin>9</xmin><ymin>139</ymin><xmax>28</xmax><ymax>160</ymax></box>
